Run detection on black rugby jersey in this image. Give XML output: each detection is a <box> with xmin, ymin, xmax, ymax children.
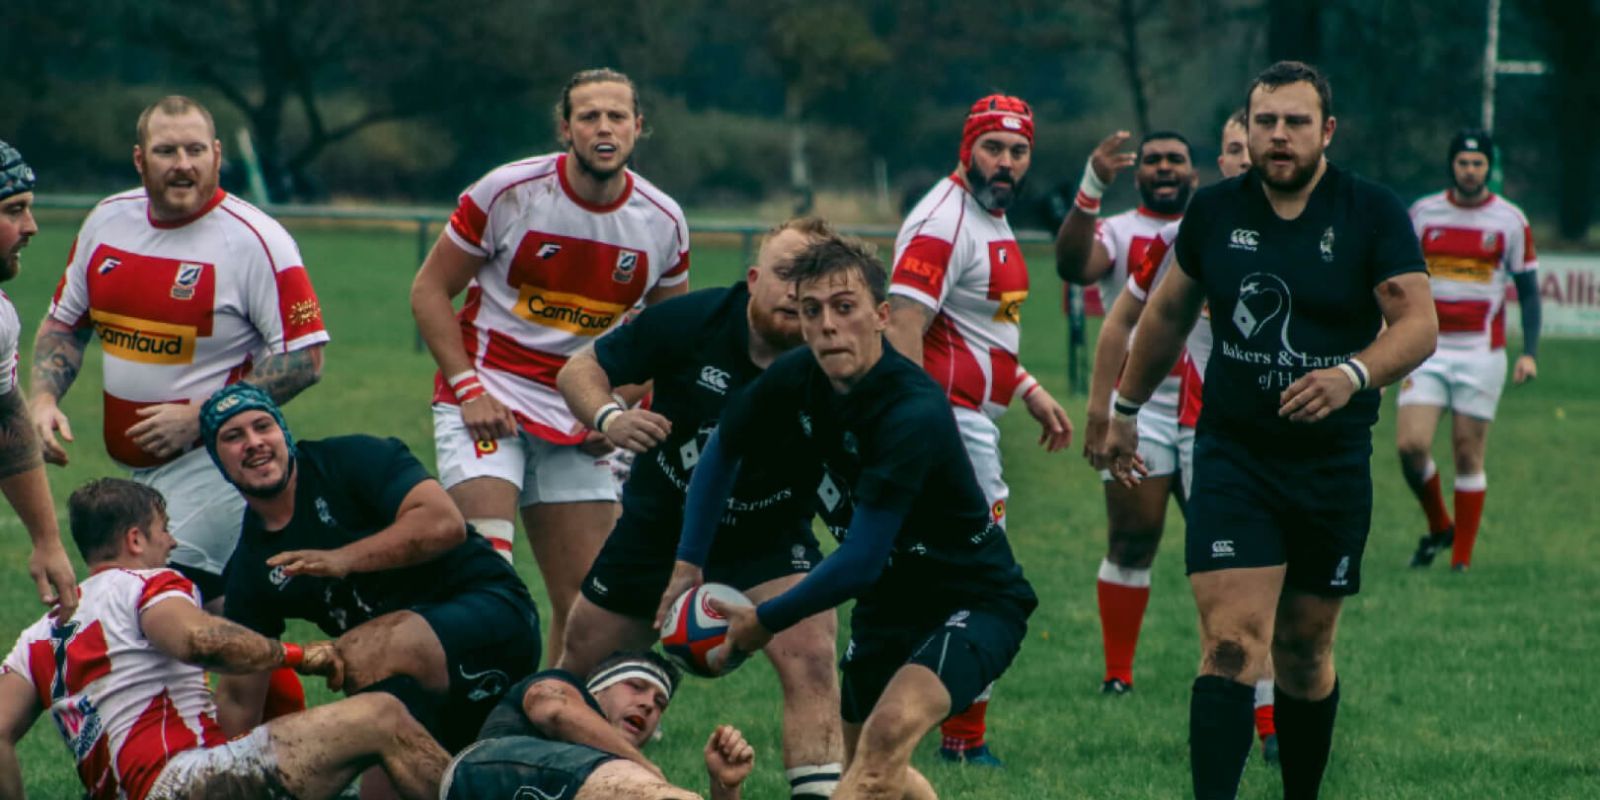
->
<box><xmin>1175</xmin><ymin>163</ymin><xmax>1424</xmax><ymax>451</ymax></box>
<box><xmin>719</xmin><ymin>342</ymin><xmax>1037</xmax><ymax>625</ymax></box>
<box><xmin>222</xmin><ymin>436</ymin><xmax>519</xmax><ymax>638</ymax></box>
<box><xmin>594</xmin><ymin>282</ymin><xmax>816</xmax><ymax>546</ymax></box>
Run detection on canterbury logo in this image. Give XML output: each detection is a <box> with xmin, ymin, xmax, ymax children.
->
<box><xmin>90</xmin><ymin>310</ymin><xmax>195</xmax><ymax>364</ymax></box>
<box><xmin>1229</xmin><ymin>229</ymin><xmax>1259</xmax><ymax>250</ymax></box>
<box><xmin>513</xmin><ymin>286</ymin><xmax>626</xmax><ymax>335</ymax></box>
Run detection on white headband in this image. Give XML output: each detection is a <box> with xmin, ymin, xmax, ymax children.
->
<box><xmin>586</xmin><ymin>660</ymin><xmax>673</xmax><ymax>702</ymax></box>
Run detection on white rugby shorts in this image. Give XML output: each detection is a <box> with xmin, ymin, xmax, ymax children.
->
<box><xmin>132</xmin><ymin>447</ymin><xmax>246</xmax><ymax>577</ymax></box>
<box><xmin>1178</xmin><ymin>425</ymin><xmax>1196</xmax><ymax>500</ymax></box>
<box><xmin>433</xmin><ymin>403</ymin><xmax>620</xmax><ymax>507</ymax></box>
<box><xmin>1397</xmin><ymin>347</ymin><xmax>1508</xmax><ymax>421</ymax></box>
<box><xmin>953</xmin><ymin>406</ymin><xmax>1009</xmax><ymax>529</ymax></box>
<box><xmin>145</xmin><ymin>726</ymin><xmax>283</xmax><ymax>799</ymax></box>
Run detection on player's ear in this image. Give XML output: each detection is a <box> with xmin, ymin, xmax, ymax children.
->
<box><xmin>133</xmin><ymin>145</ymin><xmax>145</xmax><ymax>174</ymax></box>
<box><xmin>1322</xmin><ymin>116</ymin><xmax>1337</xmax><ymax>148</ymax></box>
<box><xmin>874</xmin><ymin>299</ymin><xmax>890</xmax><ymax>329</ymax></box>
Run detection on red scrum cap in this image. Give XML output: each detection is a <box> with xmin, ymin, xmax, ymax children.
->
<box><xmin>960</xmin><ymin>95</ymin><xmax>1034</xmax><ymax>166</ymax></box>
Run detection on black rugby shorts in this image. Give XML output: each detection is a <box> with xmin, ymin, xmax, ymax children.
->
<box><xmin>839</xmin><ymin>603</ymin><xmax>1028</xmax><ymax>725</ymax></box>
<box><xmin>442</xmin><ymin>736</ymin><xmax>619</xmax><ymax>800</ymax></box>
<box><xmin>1185</xmin><ymin>431</ymin><xmax>1373</xmax><ymax>596</ymax></box>
<box><xmin>414</xmin><ymin>581</ymin><xmax>542</xmax><ymax>749</ymax></box>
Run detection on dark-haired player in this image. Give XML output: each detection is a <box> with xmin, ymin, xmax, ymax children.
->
<box><xmin>1104</xmin><ymin>61</ymin><xmax>1436</xmax><ymax>798</ymax></box>
<box><xmin>556</xmin><ymin>216</ymin><xmax>843</xmax><ymax>798</ymax></box>
<box><xmin>0</xmin><ymin>140</ymin><xmax>78</xmax><ymax>621</ymax></box>
<box><xmin>1398</xmin><ymin>128</ymin><xmax>1541</xmax><ymax>571</ymax></box>
<box><xmin>411</xmin><ymin>67</ymin><xmax>691</xmax><ymax>666</ymax></box>
<box><xmin>199</xmin><ymin>384</ymin><xmax>541</xmax><ymax>756</ymax></box>
<box><xmin>662</xmin><ymin>237</ymin><xmax>1037</xmax><ymax>799</ymax></box>
<box><xmin>443</xmin><ymin>650</ymin><xmax>756</xmax><ymax>800</ymax></box>
<box><xmin>1057</xmin><ymin>127</ymin><xmax>1200</xmax><ymax>695</ymax></box>
<box><xmin>886</xmin><ymin>94</ymin><xmax>1071</xmax><ymax>765</ymax></box>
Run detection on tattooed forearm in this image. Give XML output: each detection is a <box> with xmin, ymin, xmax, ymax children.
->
<box><xmin>0</xmin><ymin>390</ymin><xmax>42</xmax><ymax>480</ymax></box>
<box><xmin>244</xmin><ymin>345</ymin><xmax>324</xmax><ymax>404</ymax></box>
<box><xmin>28</xmin><ymin>323</ymin><xmax>91</xmax><ymax>403</ymax></box>
<box><xmin>187</xmin><ymin>617</ymin><xmax>286</xmax><ymax>674</ymax></box>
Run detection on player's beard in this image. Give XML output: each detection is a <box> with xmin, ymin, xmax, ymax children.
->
<box><xmin>1138</xmin><ymin>178</ymin><xmax>1193</xmax><ymax>215</ymax></box>
<box><xmin>0</xmin><ymin>252</ymin><xmax>19</xmax><ymax>283</ymax></box>
<box><xmin>572</xmin><ymin>146</ymin><xmax>629</xmax><ymax>183</ymax></box>
<box><xmin>966</xmin><ymin>164</ymin><xmax>1024</xmax><ymax>212</ymax></box>
<box><xmin>234</xmin><ymin>455</ymin><xmax>296</xmax><ymax>499</ymax></box>
<box><xmin>1453</xmin><ymin>173</ymin><xmax>1488</xmax><ymax>199</ymax></box>
<box><xmin>749</xmin><ymin>302</ymin><xmax>804</xmax><ymax>351</ymax></box>
<box><xmin>1252</xmin><ymin>145</ymin><xmax>1322</xmax><ymax>193</ymax></box>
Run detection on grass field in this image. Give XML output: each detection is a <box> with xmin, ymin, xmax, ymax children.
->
<box><xmin>5</xmin><ymin>211</ymin><xmax>1599</xmax><ymax>798</ymax></box>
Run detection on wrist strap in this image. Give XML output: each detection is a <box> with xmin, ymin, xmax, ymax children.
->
<box><xmin>1338</xmin><ymin>359</ymin><xmax>1370</xmax><ymax>391</ymax></box>
<box><xmin>1347</xmin><ymin>358</ymin><xmax>1370</xmax><ymax>390</ymax></box>
<box><xmin>594</xmin><ymin>402</ymin><xmax>623</xmax><ymax>434</ymax></box>
<box><xmin>1076</xmin><ymin>155</ymin><xmax>1107</xmax><ymax>214</ymax></box>
<box><xmin>449</xmin><ymin>371</ymin><xmax>487</xmax><ymax>404</ymax></box>
<box><xmin>1112</xmin><ymin>397</ymin><xmax>1142</xmax><ymax>421</ymax></box>
<box><xmin>281</xmin><ymin>642</ymin><xmax>304</xmax><ymax>669</ymax></box>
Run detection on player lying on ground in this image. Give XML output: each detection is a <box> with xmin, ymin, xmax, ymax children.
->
<box><xmin>0</xmin><ymin>478</ymin><xmax>447</xmax><ymax>800</ymax></box>
<box><xmin>442</xmin><ymin>650</ymin><xmax>754</xmax><ymax>800</ymax></box>
<box><xmin>556</xmin><ymin>216</ymin><xmax>843</xmax><ymax>797</ymax></box>
<box><xmin>660</xmin><ymin>236</ymin><xmax>1038</xmax><ymax>800</ymax></box>
<box><xmin>198</xmin><ymin>383</ymin><xmax>541</xmax><ymax>757</ymax></box>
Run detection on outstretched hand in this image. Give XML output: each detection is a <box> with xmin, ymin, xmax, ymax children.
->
<box><xmin>1024</xmin><ymin>386</ymin><xmax>1073</xmax><ymax>452</ymax></box>
<box><xmin>296</xmin><ymin>640</ymin><xmax>346</xmax><ymax>691</ymax></box>
<box><xmin>267</xmin><ymin>548</ymin><xmax>354</xmax><ymax>579</ymax></box>
<box><xmin>704</xmin><ymin>724</ymin><xmax>756</xmax><ymax>789</ymax></box>
<box><xmin>1090</xmin><ymin>130</ymin><xmax>1137</xmax><ymax>185</ymax></box>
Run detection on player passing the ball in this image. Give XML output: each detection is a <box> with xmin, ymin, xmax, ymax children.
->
<box><xmin>662</xmin><ymin>237</ymin><xmax>1037</xmax><ymax>800</ymax></box>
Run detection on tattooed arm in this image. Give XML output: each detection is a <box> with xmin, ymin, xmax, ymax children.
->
<box><xmin>244</xmin><ymin>343</ymin><xmax>325</xmax><ymax>405</ymax></box>
<box><xmin>0</xmin><ymin>387</ymin><xmax>78</xmax><ymax>620</ymax></box>
<box><xmin>27</xmin><ymin>318</ymin><xmax>91</xmax><ymax>466</ymax></box>
<box><xmin>140</xmin><ymin>594</ymin><xmax>340</xmax><ymax>682</ymax></box>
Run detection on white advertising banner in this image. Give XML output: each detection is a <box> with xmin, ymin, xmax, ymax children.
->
<box><xmin>1507</xmin><ymin>252</ymin><xmax>1600</xmax><ymax>339</ymax></box>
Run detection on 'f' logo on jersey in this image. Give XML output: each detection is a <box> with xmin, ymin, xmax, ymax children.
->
<box><xmin>97</xmin><ymin>256</ymin><xmax>121</xmax><ymax>275</ymax></box>
<box><xmin>613</xmin><ymin>250</ymin><xmax>640</xmax><ymax>283</ymax></box>
<box><xmin>536</xmin><ymin>243</ymin><xmax>562</xmax><ymax>259</ymax></box>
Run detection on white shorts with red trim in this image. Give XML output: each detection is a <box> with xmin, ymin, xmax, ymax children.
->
<box><xmin>953</xmin><ymin>406</ymin><xmax>1009</xmax><ymax>529</ymax></box>
<box><xmin>433</xmin><ymin>404</ymin><xmax>620</xmax><ymax>508</ymax></box>
<box><xmin>132</xmin><ymin>447</ymin><xmax>246</xmax><ymax>578</ymax></box>
<box><xmin>1397</xmin><ymin>347</ymin><xmax>1507</xmax><ymax>421</ymax></box>
<box><xmin>145</xmin><ymin>725</ymin><xmax>282</xmax><ymax>799</ymax></box>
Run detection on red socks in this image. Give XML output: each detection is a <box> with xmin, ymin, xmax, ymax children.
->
<box><xmin>1417</xmin><ymin>464</ymin><xmax>1454</xmax><ymax>536</ymax></box>
<box><xmin>940</xmin><ymin>686</ymin><xmax>991</xmax><ymax>750</ymax></box>
<box><xmin>1097</xmin><ymin>559</ymin><xmax>1152</xmax><ymax>686</ymax></box>
<box><xmin>1452</xmin><ymin>474</ymin><xmax>1487</xmax><ymax>568</ymax></box>
<box><xmin>262</xmin><ymin>667</ymin><xmax>306</xmax><ymax>722</ymax></box>
<box><xmin>1254</xmin><ymin>679</ymin><xmax>1276</xmax><ymax>740</ymax></box>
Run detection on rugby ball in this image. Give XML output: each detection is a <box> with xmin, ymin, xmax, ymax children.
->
<box><xmin>659</xmin><ymin>583</ymin><xmax>753</xmax><ymax>678</ymax></box>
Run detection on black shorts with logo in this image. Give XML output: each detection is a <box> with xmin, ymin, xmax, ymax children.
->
<box><xmin>414</xmin><ymin>581</ymin><xmax>542</xmax><ymax>749</ymax></box>
<box><xmin>1185</xmin><ymin>430</ymin><xmax>1373</xmax><ymax>596</ymax></box>
<box><xmin>581</xmin><ymin>507</ymin><xmax>824</xmax><ymax>620</ymax></box>
<box><xmin>839</xmin><ymin>602</ymin><xmax>1029</xmax><ymax>725</ymax></box>
<box><xmin>441</xmin><ymin>736</ymin><xmax>620</xmax><ymax>800</ymax></box>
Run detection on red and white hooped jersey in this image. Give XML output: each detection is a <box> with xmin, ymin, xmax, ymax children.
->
<box><xmin>0</xmin><ymin>291</ymin><xmax>20</xmax><ymax>395</ymax></box>
<box><xmin>891</xmin><ymin>175</ymin><xmax>1032</xmax><ymax>420</ymax></box>
<box><xmin>437</xmin><ymin>153</ymin><xmax>690</xmax><ymax>444</ymax></box>
<box><xmin>1110</xmin><ymin>214</ymin><xmax>1186</xmax><ymax>420</ymax></box>
<box><xmin>1409</xmin><ymin>191</ymin><xmax>1537</xmax><ymax>352</ymax></box>
<box><xmin>48</xmin><ymin>189</ymin><xmax>329</xmax><ymax>469</ymax></box>
<box><xmin>1</xmin><ymin>568</ymin><xmax>227</xmax><ymax>800</ymax></box>
<box><xmin>1076</xmin><ymin>205</ymin><xmax>1182</xmax><ymax>316</ymax></box>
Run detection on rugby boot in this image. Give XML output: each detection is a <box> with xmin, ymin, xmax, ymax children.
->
<box><xmin>1101</xmin><ymin>678</ymin><xmax>1132</xmax><ymax>696</ymax></box>
<box><xmin>1261</xmin><ymin>733</ymin><xmax>1280</xmax><ymax>765</ymax></box>
<box><xmin>938</xmin><ymin>743</ymin><xmax>1004</xmax><ymax>767</ymax></box>
<box><xmin>1409</xmin><ymin>526</ymin><xmax>1454</xmax><ymax>567</ymax></box>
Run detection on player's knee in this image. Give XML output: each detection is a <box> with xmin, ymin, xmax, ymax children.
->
<box><xmin>857</xmin><ymin>704</ymin><xmax>925</xmax><ymax>760</ymax></box>
<box><xmin>1452</xmin><ymin>450</ymin><xmax>1485</xmax><ymax>475</ymax></box>
<box><xmin>1107</xmin><ymin>529</ymin><xmax>1162</xmax><ymax>567</ymax></box>
<box><xmin>1395</xmin><ymin>439</ymin><xmax>1431</xmax><ymax>468</ymax></box>
<box><xmin>1203</xmin><ymin>638</ymin><xmax>1254</xmax><ymax>681</ymax></box>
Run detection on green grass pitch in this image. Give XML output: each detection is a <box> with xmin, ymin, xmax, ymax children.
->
<box><xmin>4</xmin><ymin>214</ymin><xmax>1597</xmax><ymax>797</ymax></box>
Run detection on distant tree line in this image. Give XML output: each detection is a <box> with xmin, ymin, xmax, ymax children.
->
<box><xmin>5</xmin><ymin>0</ymin><xmax>1595</xmax><ymax>240</ymax></box>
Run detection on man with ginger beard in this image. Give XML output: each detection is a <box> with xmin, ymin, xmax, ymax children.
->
<box><xmin>1102</xmin><ymin>60</ymin><xmax>1436</xmax><ymax>799</ymax></box>
<box><xmin>28</xmin><ymin>95</ymin><xmax>328</xmax><ymax>719</ymax></box>
<box><xmin>558</xmin><ymin>217</ymin><xmax>844</xmax><ymax>799</ymax></box>
<box><xmin>1056</xmin><ymin>126</ymin><xmax>1200</xmax><ymax>697</ymax></box>
<box><xmin>882</xmin><ymin>94</ymin><xmax>1072</xmax><ymax>766</ymax></box>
